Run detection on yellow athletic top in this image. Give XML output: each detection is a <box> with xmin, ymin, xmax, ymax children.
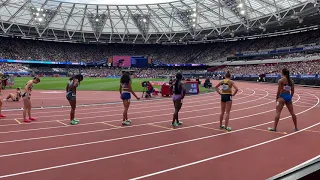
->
<box><xmin>221</xmin><ymin>79</ymin><xmax>232</xmax><ymax>94</ymax></box>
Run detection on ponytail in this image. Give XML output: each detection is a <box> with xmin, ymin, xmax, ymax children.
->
<box><xmin>282</xmin><ymin>68</ymin><xmax>292</xmax><ymax>86</ymax></box>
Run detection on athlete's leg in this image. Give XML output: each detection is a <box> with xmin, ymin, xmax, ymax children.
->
<box><xmin>22</xmin><ymin>97</ymin><xmax>31</xmax><ymax>122</ymax></box>
<box><xmin>68</xmin><ymin>99</ymin><xmax>76</xmax><ymax>121</ymax></box>
<box><xmin>0</xmin><ymin>95</ymin><xmax>5</xmax><ymax>117</ymax></box>
<box><xmin>220</xmin><ymin>101</ymin><xmax>226</xmax><ymax>128</ymax></box>
<box><xmin>173</xmin><ymin>99</ymin><xmax>182</xmax><ymax>126</ymax></box>
<box><xmin>224</xmin><ymin>100</ymin><xmax>233</xmax><ymax>129</ymax></box>
<box><xmin>270</xmin><ymin>98</ymin><xmax>285</xmax><ymax>131</ymax></box>
<box><xmin>286</xmin><ymin>101</ymin><xmax>298</xmax><ymax>130</ymax></box>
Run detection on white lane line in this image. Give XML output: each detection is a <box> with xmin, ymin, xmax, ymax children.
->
<box><xmin>0</xmin><ymin>89</ymin><xmax>265</xmax><ymax>133</ymax></box>
<box><xmin>0</xmin><ymin>92</ymin><xmax>315</xmax><ymax>179</ymax></box>
<box><xmin>0</xmin><ymin>92</ymin><xmax>300</xmax><ymax>158</ymax></box>
<box><xmin>130</xmin><ymin>98</ymin><xmax>319</xmax><ymax>179</ymax></box>
<box><xmin>1</xmin><ymin>89</ymin><xmax>248</xmax><ymax>120</ymax></box>
<box><xmin>2</xmin><ymin>90</ymin><xmax>233</xmax><ymax>117</ymax></box>
<box><xmin>0</xmin><ymin>89</ymin><xmax>256</xmax><ymax>126</ymax></box>
<box><xmin>0</xmin><ymin>93</ymin><xmax>275</xmax><ymax>144</ymax></box>
<box><xmin>2</xmin><ymin>90</ymin><xmax>229</xmax><ymax>112</ymax></box>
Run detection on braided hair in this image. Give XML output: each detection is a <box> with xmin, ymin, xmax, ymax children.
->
<box><xmin>174</xmin><ymin>73</ymin><xmax>183</xmax><ymax>94</ymax></box>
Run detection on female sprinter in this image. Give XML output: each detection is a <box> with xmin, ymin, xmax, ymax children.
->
<box><xmin>172</xmin><ymin>73</ymin><xmax>185</xmax><ymax>127</ymax></box>
<box><xmin>66</xmin><ymin>74</ymin><xmax>83</xmax><ymax>125</ymax></box>
<box><xmin>215</xmin><ymin>71</ymin><xmax>238</xmax><ymax>131</ymax></box>
<box><xmin>119</xmin><ymin>72</ymin><xmax>140</xmax><ymax>125</ymax></box>
<box><xmin>22</xmin><ymin>77</ymin><xmax>40</xmax><ymax>123</ymax></box>
<box><xmin>5</xmin><ymin>87</ymin><xmax>22</xmax><ymax>102</ymax></box>
<box><xmin>0</xmin><ymin>77</ymin><xmax>5</xmax><ymax>118</ymax></box>
<box><xmin>268</xmin><ymin>68</ymin><xmax>298</xmax><ymax>132</ymax></box>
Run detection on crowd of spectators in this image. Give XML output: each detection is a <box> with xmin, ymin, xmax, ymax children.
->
<box><xmin>221</xmin><ymin>60</ymin><xmax>320</xmax><ymax>75</ymax></box>
<box><xmin>1</xmin><ymin>60</ymin><xmax>320</xmax><ymax>77</ymax></box>
<box><xmin>0</xmin><ymin>29</ymin><xmax>319</xmax><ymax>64</ymax></box>
<box><xmin>0</xmin><ymin>63</ymin><xmax>26</xmax><ymax>72</ymax></box>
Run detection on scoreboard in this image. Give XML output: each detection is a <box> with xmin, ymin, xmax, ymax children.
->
<box><xmin>184</xmin><ymin>81</ymin><xmax>199</xmax><ymax>94</ymax></box>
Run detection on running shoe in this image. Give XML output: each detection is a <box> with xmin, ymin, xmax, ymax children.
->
<box><xmin>294</xmin><ymin>128</ymin><xmax>299</xmax><ymax>131</ymax></box>
<box><xmin>70</xmin><ymin>119</ymin><xmax>79</xmax><ymax>125</ymax></box>
<box><xmin>172</xmin><ymin>123</ymin><xmax>178</xmax><ymax>127</ymax></box>
<box><xmin>220</xmin><ymin>125</ymin><xmax>225</xmax><ymax>129</ymax></box>
<box><xmin>122</xmin><ymin>120</ymin><xmax>131</xmax><ymax>125</ymax></box>
<box><xmin>225</xmin><ymin>127</ymin><xmax>232</xmax><ymax>132</ymax></box>
<box><xmin>268</xmin><ymin>127</ymin><xmax>277</xmax><ymax>132</ymax></box>
<box><xmin>0</xmin><ymin>114</ymin><xmax>6</xmax><ymax>118</ymax></box>
<box><xmin>178</xmin><ymin>121</ymin><xmax>183</xmax><ymax>125</ymax></box>
<box><xmin>24</xmin><ymin>119</ymin><xmax>31</xmax><ymax>123</ymax></box>
<box><xmin>29</xmin><ymin>117</ymin><xmax>36</xmax><ymax>121</ymax></box>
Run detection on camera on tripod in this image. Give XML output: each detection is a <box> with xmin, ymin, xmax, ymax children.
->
<box><xmin>141</xmin><ymin>81</ymin><xmax>148</xmax><ymax>88</ymax></box>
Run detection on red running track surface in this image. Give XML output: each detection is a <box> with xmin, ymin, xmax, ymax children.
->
<box><xmin>0</xmin><ymin>81</ymin><xmax>319</xmax><ymax>180</ymax></box>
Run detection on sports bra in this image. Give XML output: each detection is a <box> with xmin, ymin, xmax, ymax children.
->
<box><xmin>221</xmin><ymin>79</ymin><xmax>232</xmax><ymax>94</ymax></box>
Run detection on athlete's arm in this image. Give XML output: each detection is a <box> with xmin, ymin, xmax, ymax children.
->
<box><xmin>119</xmin><ymin>84</ymin><xmax>122</xmax><ymax>95</ymax></box>
<box><xmin>181</xmin><ymin>82</ymin><xmax>186</xmax><ymax>99</ymax></box>
<box><xmin>128</xmin><ymin>81</ymin><xmax>140</xmax><ymax>100</ymax></box>
<box><xmin>291</xmin><ymin>80</ymin><xmax>295</xmax><ymax>97</ymax></box>
<box><xmin>232</xmin><ymin>81</ymin><xmax>239</xmax><ymax>96</ymax></box>
<box><xmin>25</xmin><ymin>80</ymin><xmax>33</xmax><ymax>96</ymax></box>
<box><xmin>276</xmin><ymin>79</ymin><xmax>282</xmax><ymax>101</ymax></box>
<box><xmin>73</xmin><ymin>79</ymin><xmax>79</xmax><ymax>94</ymax></box>
<box><xmin>215</xmin><ymin>81</ymin><xmax>222</xmax><ymax>95</ymax></box>
<box><xmin>65</xmin><ymin>83</ymin><xmax>69</xmax><ymax>93</ymax></box>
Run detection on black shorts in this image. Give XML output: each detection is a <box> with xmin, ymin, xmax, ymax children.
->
<box><xmin>221</xmin><ymin>94</ymin><xmax>232</xmax><ymax>102</ymax></box>
<box><xmin>66</xmin><ymin>91</ymin><xmax>76</xmax><ymax>101</ymax></box>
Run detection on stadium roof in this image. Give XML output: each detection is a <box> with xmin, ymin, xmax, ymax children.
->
<box><xmin>0</xmin><ymin>0</ymin><xmax>318</xmax><ymax>43</ymax></box>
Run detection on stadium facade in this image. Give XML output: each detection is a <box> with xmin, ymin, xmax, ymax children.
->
<box><xmin>0</xmin><ymin>0</ymin><xmax>319</xmax><ymax>44</ymax></box>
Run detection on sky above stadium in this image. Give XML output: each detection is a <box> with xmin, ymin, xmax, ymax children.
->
<box><xmin>61</xmin><ymin>0</ymin><xmax>175</xmax><ymax>5</ymax></box>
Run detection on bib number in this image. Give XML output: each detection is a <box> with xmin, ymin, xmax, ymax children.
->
<box><xmin>222</xmin><ymin>84</ymin><xmax>229</xmax><ymax>91</ymax></box>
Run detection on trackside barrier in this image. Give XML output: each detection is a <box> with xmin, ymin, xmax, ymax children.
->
<box><xmin>267</xmin><ymin>155</ymin><xmax>320</xmax><ymax>180</ymax></box>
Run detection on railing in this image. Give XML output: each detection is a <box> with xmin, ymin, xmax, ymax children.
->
<box><xmin>267</xmin><ymin>155</ymin><xmax>320</xmax><ymax>180</ymax></box>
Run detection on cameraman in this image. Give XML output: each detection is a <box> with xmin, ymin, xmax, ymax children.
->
<box><xmin>146</xmin><ymin>81</ymin><xmax>154</xmax><ymax>98</ymax></box>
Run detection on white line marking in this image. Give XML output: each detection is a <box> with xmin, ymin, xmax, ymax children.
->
<box><xmin>0</xmin><ymin>89</ymin><xmax>266</xmax><ymax>133</ymax></box>
<box><xmin>1</xmin><ymin>90</ymin><xmax>248</xmax><ymax>120</ymax></box>
<box><xmin>130</xmin><ymin>122</ymin><xmax>320</xmax><ymax>180</ymax></box>
<box><xmin>2</xmin><ymin>90</ymin><xmax>225</xmax><ymax>112</ymax></box>
<box><xmin>0</xmin><ymin>93</ymin><xmax>316</xmax><ymax>179</ymax></box>
<box><xmin>0</xmin><ymin>89</ymin><xmax>256</xmax><ymax>126</ymax></box>
<box><xmin>0</xmin><ymin>98</ymin><xmax>275</xmax><ymax>144</ymax></box>
<box><xmin>0</xmin><ymin>92</ymin><xmax>301</xmax><ymax>157</ymax></box>
<box><xmin>3</xmin><ymin>90</ymin><xmax>232</xmax><ymax>116</ymax></box>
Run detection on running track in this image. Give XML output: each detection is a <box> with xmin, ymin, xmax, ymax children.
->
<box><xmin>0</xmin><ymin>81</ymin><xmax>320</xmax><ymax>180</ymax></box>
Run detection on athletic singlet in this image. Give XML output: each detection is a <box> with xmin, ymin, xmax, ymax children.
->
<box><xmin>67</xmin><ymin>80</ymin><xmax>78</xmax><ymax>93</ymax></box>
<box><xmin>221</xmin><ymin>79</ymin><xmax>232</xmax><ymax>94</ymax></box>
<box><xmin>121</xmin><ymin>83</ymin><xmax>129</xmax><ymax>93</ymax></box>
<box><xmin>16</xmin><ymin>90</ymin><xmax>21</xmax><ymax>98</ymax></box>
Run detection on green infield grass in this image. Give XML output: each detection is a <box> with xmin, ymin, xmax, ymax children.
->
<box><xmin>7</xmin><ymin>77</ymin><xmax>211</xmax><ymax>93</ymax></box>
